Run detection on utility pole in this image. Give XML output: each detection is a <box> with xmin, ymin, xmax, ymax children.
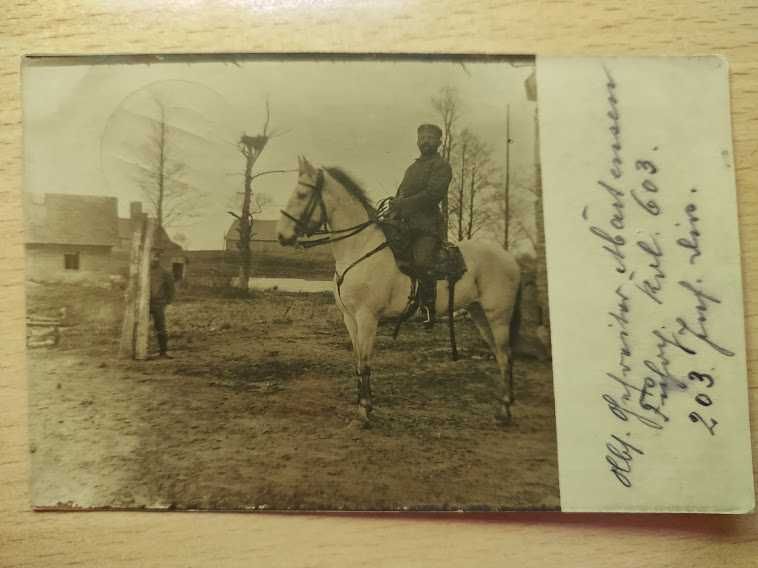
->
<box><xmin>504</xmin><ymin>104</ymin><xmax>511</xmax><ymax>249</ymax></box>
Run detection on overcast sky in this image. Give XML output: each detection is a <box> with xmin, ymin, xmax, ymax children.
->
<box><xmin>23</xmin><ymin>56</ymin><xmax>535</xmax><ymax>250</ymax></box>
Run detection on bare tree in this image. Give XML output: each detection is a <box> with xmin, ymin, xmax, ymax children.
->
<box><xmin>229</xmin><ymin>100</ymin><xmax>291</xmax><ymax>291</ymax></box>
<box><xmin>465</xmin><ymin>136</ymin><xmax>496</xmax><ymax>240</ymax></box>
<box><xmin>431</xmin><ymin>86</ymin><xmax>460</xmax><ymax>236</ymax></box>
<box><xmin>448</xmin><ymin>129</ymin><xmax>496</xmax><ymax>241</ymax></box>
<box><xmin>449</xmin><ymin>129</ymin><xmax>471</xmax><ymax>241</ymax></box>
<box><xmin>228</xmin><ymin>191</ymin><xmax>273</xmax><ymax>242</ymax></box>
<box><xmin>135</xmin><ymin>98</ymin><xmax>203</xmax><ymax>231</ymax></box>
<box><xmin>485</xmin><ymin>167</ymin><xmax>537</xmax><ymax>253</ymax></box>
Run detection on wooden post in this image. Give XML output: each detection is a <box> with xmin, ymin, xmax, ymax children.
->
<box><xmin>119</xmin><ymin>216</ymin><xmax>156</xmax><ymax>360</ymax></box>
<box><xmin>119</xmin><ymin>217</ymin><xmax>144</xmax><ymax>358</ymax></box>
<box><xmin>134</xmin><ymin>218</ymin><xmax>156</xmax><ymax>360</ymax></box>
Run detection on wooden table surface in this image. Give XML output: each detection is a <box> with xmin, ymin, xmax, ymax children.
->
<box><xmin>1</xmin><ymin>2</ymin><xmax>757</xmax><ymax>566</ymax></box>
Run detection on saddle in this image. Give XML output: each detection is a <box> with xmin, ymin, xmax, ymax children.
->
<box><xmin>379</xmin><ymin>220</ymin><xmax>467</xmax><ymax>282</ymax></box>
<box><xmin>378</xmin><ymin>219</ymin><xmax>467</xmax><ymax>359</ymax></box>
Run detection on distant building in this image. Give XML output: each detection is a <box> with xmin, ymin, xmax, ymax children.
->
<box><xmin>115</xmin><ymin>202</ymin><xmax>146</xmax><ymax>253</ymax></box>
<box><xmin>23</xmin><ymin>193</ymin><xmax>181</xmax><ymax>284</ymax></box>
<box><xmin>224</xmin><ymin>219</ymin><xmax>281</xmax><ymax>253</ymax></box>
<box><xmin>24</xmin><ymin>193</ymin><xmax>120</xmax><ymax>283</ymax></box>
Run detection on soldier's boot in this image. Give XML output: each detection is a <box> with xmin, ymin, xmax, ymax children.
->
<box><xmin>157</xmin><ymin>331</ymin><xmax>172</xmax><ymax>358</ymax></box>
<box><xmin>419</xmin><ymin>277</ymin><xmax>437</xmax><ymax>329</ymax></box>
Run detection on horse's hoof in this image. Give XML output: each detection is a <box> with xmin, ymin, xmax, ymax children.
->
<box><xmin>495</xmin><ymin>406</ymin><xmax>512</xmax><ymax>426</ymax></box>
<box><xmin>357</xmin><ymin>405</ymin><xmax>372</xmax><ymax>428</ymax></box>
<box><xmin>347</xmin><ymin>418</ymin><xmax>370</xmax><ymax>431</ymax></box>
<box><xmin>495</xmin><ymin>415</ymin><xmax>512</xmax><ymax>427</ymax></box>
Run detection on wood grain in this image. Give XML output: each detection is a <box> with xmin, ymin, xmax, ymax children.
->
<box><xmin>1</xmin><ymin>1</ymin><xmax>757</xmax><ymax>566</ymax></box>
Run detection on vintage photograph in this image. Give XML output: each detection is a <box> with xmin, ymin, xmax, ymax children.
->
<box><xmin>23</xmin><ymin>54</ymin><xmax>557</xmax><ymax>511</ymax></box>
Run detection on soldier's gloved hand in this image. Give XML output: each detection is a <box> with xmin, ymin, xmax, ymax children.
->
<box><xmin>387</xmin><ymin>198</ymin><xmax>407</xmax><ymax>217</ymax></box>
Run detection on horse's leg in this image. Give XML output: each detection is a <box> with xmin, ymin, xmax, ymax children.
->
<box><xmin>342</xmin><ymin>311</ymin><xmax>369</xmax><ymax>422</ymax></box>
<box><xmin>342</xmin><ymin>312</ymin><xmax>358</xmax><ymax>351</ymax></box>
<box><xmin>470</xmin><ymin>302</ymin><xmax>513</xmax><ymax>423</ymax></box>
<box><xmin>353</xmin><ymin>310</ymin><xmax>379</xmax><ymax>425</ymax></box>
<box><xmin>468</xmin><ymin>302</ymin><xmax>496</xmax><ymax>354</ymax></box>
<box><xmin>480</xmin><ymin>307</ymin><xmax>514</xmax><ymax>425</ymax></box>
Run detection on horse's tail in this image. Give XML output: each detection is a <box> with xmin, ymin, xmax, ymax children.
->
<box><xmin>509</xmin><ymin>279</ymin><xmax>523</xmax><ymax>352</ymax></box>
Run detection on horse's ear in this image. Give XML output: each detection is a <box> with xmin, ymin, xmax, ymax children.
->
<box><xmin>302</xmin><ymin>156</ymin><xmax>317</xmax><ymax>177</ymax></box>
<box><xmin>297</xmin><ymin>155</ymin><xmax>304</xmax><ymax>173</ymax></box>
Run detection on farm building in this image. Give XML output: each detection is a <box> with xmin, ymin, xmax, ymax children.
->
<box><xmin>224</xmin><ymin>218</ymin><xmax>281</xmax><ymax>253</ymax></box>
<box><xmin>24</xmin><ymin>193</ymin><xmax>120</xmax><ymax>283</ymax></box>
<box><xmin>115</xmin><ymin>202</ymin><xmax>187</xmax><ymax>283</ymax></box>
<box><xmin>23</xmin><ymin>193</ymin><xmax>181</xmax><ymax>284</ymax></box>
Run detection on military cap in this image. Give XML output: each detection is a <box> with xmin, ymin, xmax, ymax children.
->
<box><xmin>417</xmin><ymin>123</ymin><xmax>443</xmax><ymax>138</ymax></box>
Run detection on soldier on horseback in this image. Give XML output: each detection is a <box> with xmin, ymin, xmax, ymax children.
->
<box><xmin>388</xmin><ymin>123</ymin><xmax>453</xmax><ymax>326</ymax></box>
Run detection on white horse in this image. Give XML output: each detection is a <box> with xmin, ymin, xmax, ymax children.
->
<box><xmin>277</xmin><ymin>157</ymin><xmax>522</xmax><ymax>425</ymax></box>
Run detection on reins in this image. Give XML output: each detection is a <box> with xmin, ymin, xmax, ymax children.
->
<box><xmin>334</xmin><ymin>241</ymin><xmax>390</xmax><ymax>292</ymax></box>
<box><xmin>282</xmin><ymin>168</ymin><xmax>460</xmax><ymax>360</ymax></box>
<box><xmin>281</xmin><ymin>170</ymin><xmax>393</xmax><ymax>290</ymax></box>
<box><xmin>297</xmin><ymin>221</ymin><xmax>376</xmax><ymax>249</ymax></box>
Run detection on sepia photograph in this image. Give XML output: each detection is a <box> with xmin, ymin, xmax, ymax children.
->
<box><xmin>23</xmin><ymin>54</ymin><xmax>557</xmax><ymax>511</ymax></box>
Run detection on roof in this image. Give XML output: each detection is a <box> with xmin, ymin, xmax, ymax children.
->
<box><xmin>154</xmin><ymin>225</ymin><xmax>183</xmax><ymax>251</ymax></box>
<box><xmin>118</xmin><ymin>218</ymin><xmax>132</xmax><ymax>241</ymax></box>
<box><xmin>24</xmin><ymin>193</ymin><xmax>119</xmax><ymax>247</ymax></box>
<box><xmin>24</xmin><ymin>193</ymin><xmax>182</xmax><ymax>251</ymax></box>
<box><xmin>225</xmin><ymin>218</ymin><xmax>279</xmax><ymax>242</ymax></box>
<box><xmin>119</xmin><ymin>218</ymin><xmax>181</xmax><ymax>252</ymax></box>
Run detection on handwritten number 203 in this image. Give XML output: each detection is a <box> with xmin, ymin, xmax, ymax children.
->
<box><xmin>688</xmin><ymin>371</ymin><xmax>717</xmax><ymax>436</ymax></box>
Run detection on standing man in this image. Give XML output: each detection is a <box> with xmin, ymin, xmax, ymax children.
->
<box><xmin>149</xmin><ymin>247</ymin><xmax>175</xmax><ymax>358</ymax></box>
<box><xmin>390</xmin><ymin>123</ymin><xmax>453</xmax><ymax>326</ymax></box>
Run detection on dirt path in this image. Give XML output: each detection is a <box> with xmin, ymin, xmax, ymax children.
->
<box><xmin>28</xmin><ymin>285</ymin><xmax>559</xmax><ymax>511</ymax></box>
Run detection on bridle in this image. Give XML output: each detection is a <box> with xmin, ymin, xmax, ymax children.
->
<box><xmin>279</xmin><ymin>167</ymin><xmax>394</xmax><ymax>292</ymax></box>
<box><xmin>280</xmin><ymin>168</ymin><xmax>388</xmax><ymax>249</ymax></box>
<box><xmin>280</xmin><ymin>169</ymin><xmax>328</xmax><ymax>238</ymax></box>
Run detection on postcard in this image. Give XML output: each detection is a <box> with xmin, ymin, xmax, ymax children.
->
<box><xmin>21</xmin><ymin>54</ymin><xmax>753</xmax><ymax>512</ymax></box>
<box><xmin>539</xmin><ymin>56</ymin><xmax>753</xmax><ymax>512</ymax></box>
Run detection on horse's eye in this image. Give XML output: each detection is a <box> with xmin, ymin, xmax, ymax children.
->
<box><xmin>297</xmin><ymin>191</ymin><xmax>308</xmax><ymax>199</ymax></box>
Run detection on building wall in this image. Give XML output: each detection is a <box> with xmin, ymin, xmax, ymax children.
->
<box><xmin>250</xmin><ymin>240</ymin><xmax>293</xmax><ymax>254</ymax></box>
<box><xmin>26</xmin><ymin>244</ymin><xmax>118</xmax><ymax>284</ymax></box>
<box><xmin>226</xmin><ymin>239</ymin><xmax>332</xmax><ymax>257</ymax></box>
<box><xmin>226</xmin><ymin>240</ymin><xmax>292</xmax><ymax>254</ymax></box>
<box><xmin>185</xmin><ymin>246</ymin><xmax>334</xmax><ymax>286</ymax></box>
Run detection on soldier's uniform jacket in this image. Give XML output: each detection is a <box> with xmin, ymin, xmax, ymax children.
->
<box><xmin>394</xmin><ymin>152</ymin><xmax>453</xmax><ymax>234</ymax></box>
<box><xmin>149</xmin><ymin>267</ymin><xmax>175</xmax><ymax>307</ymax></box>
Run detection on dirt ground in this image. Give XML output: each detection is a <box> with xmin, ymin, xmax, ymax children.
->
<box><xmin>27</xmin><ymin>282</ymin><xmax>559</xmax><ymax>511</ymax></box>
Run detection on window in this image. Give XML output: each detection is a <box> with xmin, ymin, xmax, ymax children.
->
<box><xmin>64</xmin><ymin>253</ymin><xmax>80</xmax><ymax>270</ymax></box>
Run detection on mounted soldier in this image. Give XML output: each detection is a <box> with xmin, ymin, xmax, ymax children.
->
<box><xmin>388</xmin><ymin>123</ymin><xmax>453</xmax><ymax>326</ymax></box>
<box><xmin>278</xmin><ymin>154</ymin><xmax>522</xmax><ymax>425</ymax></box>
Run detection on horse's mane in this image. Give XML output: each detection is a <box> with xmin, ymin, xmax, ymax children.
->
<box><xmin>325</xmin><ymin>167</ymin><xmax>377</xmax><ymax>216</ymax></box>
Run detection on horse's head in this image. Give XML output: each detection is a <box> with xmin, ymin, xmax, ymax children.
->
<box><xmin>277</xmin><ymin>156</ymin><xmax>327</xmax><ymax>246</ymax></box>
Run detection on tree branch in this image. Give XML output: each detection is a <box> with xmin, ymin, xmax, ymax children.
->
<box><xmin>263</xmin><ymin>98</ymin><xmax>271</xmax><ymax>137</ymax></box>
<box><xmin>249</xmin><ymin>168</ymin><xmax>298</xmax><ymax>183</ymax></box>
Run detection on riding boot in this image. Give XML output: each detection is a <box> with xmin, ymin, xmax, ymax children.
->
<box><xmin>419</xmin><ymin>277</ymin><xmax>437</xmax><ymax>328</ymax></box>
